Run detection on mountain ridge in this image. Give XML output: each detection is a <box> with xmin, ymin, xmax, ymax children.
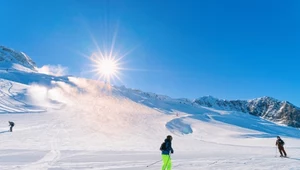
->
<box><xmin>194</xmin><ymin>95</ymin><xmax>300</xmax><ymax>128</ymax></box>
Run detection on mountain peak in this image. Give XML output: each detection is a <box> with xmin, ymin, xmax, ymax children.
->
<box><xmin>0</xmin><ymin>46</ymin><xmax>37</xmax><ymax>71</ymax></box>
<box><xmin>196</xmin><ymin>95</ymin><xmax>219</xmax><ymax>102</ymax></box>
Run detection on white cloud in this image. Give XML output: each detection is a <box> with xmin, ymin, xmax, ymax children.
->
<box><xmin>37</xmin><ymin>65</ymin><xmax>68</xmax><ymax>76</ymax></box>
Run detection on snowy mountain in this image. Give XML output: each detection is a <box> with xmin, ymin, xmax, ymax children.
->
<box><xmin>0</xmin><ymin>46</ymin><xmax>37</xmax><ymax>71</ymax></box>
<box><xmin>194</xmin><ymin>96</ymin><xmax>300</xmax><ymax>128</ymax></box>
<box><xmin>1</xmin><ymin>46</ymin><xmax>300</xmax><ymax>169</ymax></box>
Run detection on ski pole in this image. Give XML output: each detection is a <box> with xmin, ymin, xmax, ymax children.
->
<box><xmin>146</xmin><ymin>159</ymin><xmax>161</xmax><ymax>167</ymax></box>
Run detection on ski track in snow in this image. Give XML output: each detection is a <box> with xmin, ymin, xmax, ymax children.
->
<box><xmin>10</xmin><ymin>121</ymin><xmax>62</xmax><ymax>170</ymax></box>
<box><xmin>0</xmin><ymin>79</ymin><xmax>45</xmax><ymax>113</ymax></box>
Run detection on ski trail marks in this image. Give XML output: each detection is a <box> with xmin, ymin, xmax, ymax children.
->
<box><xmin>17</xmin><ymin>123</ymin><xmax>61</xmax><ymax>170</ymax></box>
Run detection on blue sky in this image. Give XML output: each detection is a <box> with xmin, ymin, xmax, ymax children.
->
<box><xmin>0</xmin><ymin>0</ymin><xmax>300</xmax><ymax>105</ymax></box>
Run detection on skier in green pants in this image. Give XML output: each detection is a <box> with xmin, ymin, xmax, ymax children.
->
<box><xmin>160</xmin><ymin>135</ymin><xmax>174</xmax><ymax>170</ymax></box>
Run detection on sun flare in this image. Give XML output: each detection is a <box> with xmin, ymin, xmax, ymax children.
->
<box><xmin>90</xmin><ymin>53</ymin><xmax>121</xmax><ymax>83</ymax></box>
<box><xmin>81</xmin><ymin>26</ymin><xmax>137</xmax><ymax>85</ymax></box>
<box><xmin>97</xmin><ymin>58</ymin><xmax>118</xmax><ymax>76</ymax></box>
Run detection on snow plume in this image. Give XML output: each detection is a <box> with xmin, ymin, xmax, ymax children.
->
<box><xmin>26</xmin><ymin>78</ymin><xmax>162</xmax><ymax>140</ymax></box>
<box><xmin>27</xmin><ymin>82</ymin><xmax>74</xmax><ymax>108</ymax></box>
<box><xmin>37</xmin><ymin>65</ymin><xmax>68</xmax><ymax>76</ymax></box>
<box><xmin>48</xmin><ymin>81</ymin><xmax>79</xmax><ymax>105</ymax></box>
<box><xmin>62</xmin><ymin>78</ymin><xmax>161</xmax><ymax>133</ymax></box>
<box><xmin>27</xmin><ymin>84</ymin><xmax>50</xmax><ymax>107</ymax></box>
<box><xmin>68</xmin><ymin>77</ymin><xmax>111</xmax><ymax>95</ymax></box>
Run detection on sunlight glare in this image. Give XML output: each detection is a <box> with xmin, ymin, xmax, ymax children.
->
<box><xmin>98</xmin><ymin>58</ymin><xmax>117</xmax><ymax>76</ymax></box>
<box><xmin>90</xmin><ymin>53</ymin><xmax>121</xmax><ymax>84</ymax></box>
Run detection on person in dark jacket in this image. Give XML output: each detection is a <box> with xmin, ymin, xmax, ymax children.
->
<box><xmin>276</xmin><ymin>136</ymin><xmax>287</xmax><ymax>157</ymax></box>
<box><xmin>8</xmin><ymin>121</ymin><xmax>14</xmax><ymax>132</ymax></box>
<box><xmin>160</xmin><ymin>135</ymin><xmax>174</xmax><ymax>170</ymax></box>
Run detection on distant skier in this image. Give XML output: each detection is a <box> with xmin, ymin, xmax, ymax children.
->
<box><xmin>8</xmin><ymin>121</ymin><xmax>14</xmax><ymax>132</ymax></box>
<box><xmin>276</xmin><ymin>136</ymin><xmax>287</xmax><ymax>157</ymax></box>
<box><xmin>160</xmin><ymin>135</ymin><xmax>174</xmax><ymax>170</ymax></box>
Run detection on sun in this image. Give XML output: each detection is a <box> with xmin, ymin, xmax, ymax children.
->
<box><xmin>81</xmin><ymin>25</ymin><xmax>137</xmax><ymax>85</ymax></box>
<box><xmin>90</xmin><ymin>53</ymin><xmax>121</xmax><ymax>83</ymax></box>
<box><xmin>97</xmin><ymin>58</ymin><xmax>118</xmax><ymax>76</ymax></box>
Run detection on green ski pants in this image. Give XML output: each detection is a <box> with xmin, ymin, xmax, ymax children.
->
<box><xmin>162</xmin><ymin>154</ymin><xmax>172</xmax><ymax>170</ymax></box>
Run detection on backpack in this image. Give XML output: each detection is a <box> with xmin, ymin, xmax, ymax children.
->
<box><xmin>160</xmin><ymin>142</ymin><xmax>166</xmax><ymax>151</ymax></box>
<box><xmin>278</xmin><ymin>139</ymin><xmax>285</xmax><ymax>145</ymax></box>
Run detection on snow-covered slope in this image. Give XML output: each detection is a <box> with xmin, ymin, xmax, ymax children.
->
<box><xmin>0</xmin><ymin>46</ymin><xmax>37</xmax><ymax>71</ymax></box>
<box><xmin>1</xmin><ymin>46</ymin><xmax>300</xmax><ymax>169</ymax></box>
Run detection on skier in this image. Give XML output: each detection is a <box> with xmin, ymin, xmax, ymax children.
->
<box><xmin>276</xmin><ymin>136</ymin><xmax>287</xmax><ymax>157</ymax></box>
<box><xmin>8</xmin><ymin>121</ymin><xmax>14</xmax><ymax>132</ymax></box>
<box><xmin>160</xmin><ymin>135</ymin><xmax>174</xmax><ymax>170</ymax></box>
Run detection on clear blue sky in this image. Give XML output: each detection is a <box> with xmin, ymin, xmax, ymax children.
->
<box><xmin>0</xmin><ymin>0</ymin><xmax>299</xmax><ymax>105</ymax></box>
